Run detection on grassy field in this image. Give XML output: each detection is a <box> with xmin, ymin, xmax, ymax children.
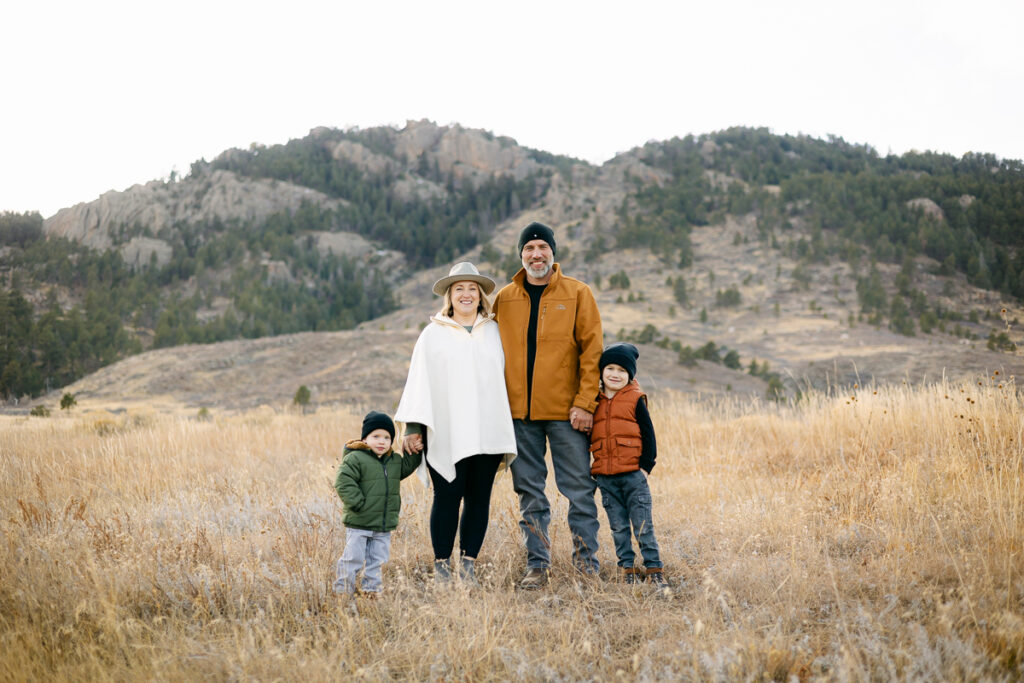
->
<box><xmin>2</xmin><ymin>378</ymin><xmax>1022</xmax><ymax>681</ymax></box>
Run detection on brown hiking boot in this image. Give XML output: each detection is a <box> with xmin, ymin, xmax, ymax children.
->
<box><xmin>519</xmin><ymin>567</ymin><xmax>549</xmax><ymax>590</ymax></box>
<box><xmin>646</xmin><ymin>567</ymin><xmax>667</xmax><ymax>587</ymax></box>
<box><xmin>622</xmin><ymin>567</ymin><xmax>643</xmax><ymax>584</ymax></box>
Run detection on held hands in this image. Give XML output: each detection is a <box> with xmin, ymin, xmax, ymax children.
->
<box><xmin>403</xmin><ymin>434</ymin><xmax>424</xmax><ymax>454</ymax></box>
<box><xmin>569</xmin><ymin>406</ymin><xmax>593</xmax><ymax>434</ymax></box>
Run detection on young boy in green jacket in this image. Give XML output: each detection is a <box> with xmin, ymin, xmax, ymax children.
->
<box><xmin>333</xmin><ymin>411</ymin><xmax>421</xmax><ymax>596</ymax></box>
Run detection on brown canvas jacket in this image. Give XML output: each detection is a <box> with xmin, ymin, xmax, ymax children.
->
<box><xmin>494</xmin><ymin>263</ymin><xmax>603</xmax><ymax>420</ymax></box>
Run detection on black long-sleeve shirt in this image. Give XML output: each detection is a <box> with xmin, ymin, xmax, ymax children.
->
<box><xmin>634</xmin><ymin>397</ymin><xmax>657</xmax><ymax>474</ymax></box>
<box><xmin>523</xmin><ymin>281</ymin><xmax>546</xmax><ymax>417</ymax></box>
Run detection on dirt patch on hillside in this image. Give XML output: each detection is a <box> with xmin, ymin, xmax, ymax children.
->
<box><xmin>25</xmin><ymin>329</ymin><xmax>420</xmax><ymax>415</ymax></box>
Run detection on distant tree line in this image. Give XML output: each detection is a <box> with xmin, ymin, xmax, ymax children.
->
<box><xmin>0</xmin><ymin>283</ymin><xmax>141</xmax><ymax>401</ymax></box>
<box><xmin>0</xmin><ymin>208</ymin><xmax>395</xmax><ymax>401</ymax></box>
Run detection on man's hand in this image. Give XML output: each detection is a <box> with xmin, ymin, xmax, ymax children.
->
<box><xmin>403</xmin><ymin>434</ymin><xmax>424</xmax><ymax>454</ymax></box>
<box><xmin>569</xmin><ymin>406</ymin><xmax>593</xmax><ymax>433</ymax></box>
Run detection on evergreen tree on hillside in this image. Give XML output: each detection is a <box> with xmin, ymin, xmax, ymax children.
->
<box><xmin>628</xmin><ymin>128</ymin><xmax>1024</xmax><ymax>301</ymax></box>
<box><xmin>0</xmin><ymin>203</ymin><xmax>400</xmax><ymax>401</ymax></box>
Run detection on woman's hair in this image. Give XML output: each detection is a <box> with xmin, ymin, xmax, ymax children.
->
<box><xmin>439</xmin><ymin>281</ymin><xmax>493</xmax><ymax>318</ymax></box>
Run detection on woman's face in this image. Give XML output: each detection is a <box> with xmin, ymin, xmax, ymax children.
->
<box><xmin>450</xmin><ymin>280</ymin><xmax>481</xmax><ymax>319</ymax></box>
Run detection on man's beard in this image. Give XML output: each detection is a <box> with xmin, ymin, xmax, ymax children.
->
<box><xmin>524</xmin><ymin>257</ymin><xmax>552</xmax><ymax>279</ymax></box>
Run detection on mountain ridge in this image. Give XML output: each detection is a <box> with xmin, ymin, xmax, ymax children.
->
<box><xmin>3</xmin><ymin>121</ymin><xmax>1023</xmax><ymax>412</ymax></box>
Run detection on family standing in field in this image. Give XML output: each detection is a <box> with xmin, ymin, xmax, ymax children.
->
<box><xmin>332</xmin><ymin>222</ymin><xmax>663</xmax><ymax>596</ymax></box>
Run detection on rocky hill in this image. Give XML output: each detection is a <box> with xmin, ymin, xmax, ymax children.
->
<box><xmin>6</xmin><ymin>122</ymin><xmax>1024</xmax><ymax>414</ymax></box>
<box><xmin>44</xmin><ymin>170</ymin><xmax>342</xmax><ymax>249</ymax></box>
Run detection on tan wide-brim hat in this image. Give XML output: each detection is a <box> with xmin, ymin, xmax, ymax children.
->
<box><xmin>432</xmin><ymin>261</ymin><xmax>496</xmax><ymax>296</ymax></box>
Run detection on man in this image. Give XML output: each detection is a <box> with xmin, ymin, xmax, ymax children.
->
<box><xmin>493</xmin><ymin>221</ymin><xmax>604</xmax><ymax>588</ymax></box>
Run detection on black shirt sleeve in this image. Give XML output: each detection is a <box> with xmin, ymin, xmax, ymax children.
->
<box><xmin>635</xmin><ymin>397</ymin><xmax>657</xmax><ymax>473</ymax></box>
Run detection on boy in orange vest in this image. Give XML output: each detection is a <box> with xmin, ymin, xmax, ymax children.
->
<box><xmin>589</xmin><ymin>343</ymin><xmax>665</xmax><ymax>585</ymax></box>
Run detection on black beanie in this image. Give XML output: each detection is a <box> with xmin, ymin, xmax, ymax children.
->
<box><xmin>600</xmin><ymin>343</ymin><xmax>639</xmax><ymax>381</ymax></box>
<box><xmin>361</xmin><ymin>411</ymin><xmax>395</xmax><ymax>440</ymax></box>
<box><xmin>518</xmin><ymin>222</ymin><xmax>556</xmax><ymax>257</ymax></box>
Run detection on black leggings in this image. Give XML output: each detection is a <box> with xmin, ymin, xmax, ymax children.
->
<box><xmin>427</xmin><ymin>453</ymin><xmax>503</xmax><ymax>559</ymax></box>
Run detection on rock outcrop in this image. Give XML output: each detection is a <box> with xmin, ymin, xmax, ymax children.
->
<box><xmin>308</xmin><ymin>231</ymin><xmax>406</xmax><ymax>274</ymax></box>
<box><xmin>44</xmin><ymin>169</ymin><xmax>345</xmax><ymax>250</ymax></box>
<box><xmin>330</xmin><ymin>140</ymin><xmax>396</xmax><ymax>176</ymax></box>
<box><xmin>119</xmin><ymin>236</ymin><xmax>174</xmax><ymax>269</ymax></box>
<box><xmin>392</xmin><ymin>176</ymin><xmax>447</xmax><ymax>203</ymax></box>
<box><xmin>394</xmin><ymin>120</ymin><xmax>545</xmax><ymax>185</ymax></box>
<box><xmin>906</xmin><ymin>197</ymin><xmax>945</xmax><ymax>221</ymax></box>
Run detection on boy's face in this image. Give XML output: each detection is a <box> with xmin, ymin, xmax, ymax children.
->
<box><xmin>364</xmin><ymin>429</ymin><xmax>392</xmax><ymax>455</ymax></box>
<box><xmin>602</xmin><ymin>363</ymin><xmax>630</xmax><ymax>393</ymax></box>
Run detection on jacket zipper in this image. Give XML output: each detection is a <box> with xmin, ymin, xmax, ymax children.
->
<box><xmin>380</xmin><ymin>454</ymin><xmax>390</xmax><ymax>530</ymax></box>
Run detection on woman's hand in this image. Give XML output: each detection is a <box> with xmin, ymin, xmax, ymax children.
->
<box><xmin>403</xmin><ymin>434</ymin><xmax>424</xmax><ymax>454</ymax></box>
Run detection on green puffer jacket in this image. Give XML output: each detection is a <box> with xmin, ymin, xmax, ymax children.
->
<box><xmin>334</xmin><ymin>439</ymin><xmax>422</xmax><ymax>531</ymax></box>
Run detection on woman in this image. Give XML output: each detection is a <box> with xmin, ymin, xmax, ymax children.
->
<box><xmin>395</xmin><ymin>261</ymin><xmax>517</xmax><ymax>583</ymax></box>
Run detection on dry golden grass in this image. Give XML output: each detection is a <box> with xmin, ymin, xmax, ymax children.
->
<box><xmin>2</xmin><ymin>379</ymin><xmax>1022</xmax><ymax>681</ymax></box>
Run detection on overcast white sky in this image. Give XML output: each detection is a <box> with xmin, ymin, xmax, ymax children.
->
<box><xmin>3</xmin><ymin>0</ymin><xmax>1022</xmax><ymax>218</ymax></box>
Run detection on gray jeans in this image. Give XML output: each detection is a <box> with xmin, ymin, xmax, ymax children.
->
<box><xmin>510</xmin><ymin>419</ymin><xmax>600</xmax><ymax>572</ymax></box>
<box><xmin>334</xmin><ymin>528</ymin><xmax>391</xmax><ymax>594</ymax></box>
<box><xmin>596</xmin><ymin>470</ymin><xmax>662</xmax><ymax>569</ymax></box>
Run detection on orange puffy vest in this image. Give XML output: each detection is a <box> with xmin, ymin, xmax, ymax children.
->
<box><xmin>589</xmin><ymin>381</ymin><xmax>646</xmax><ymax>476</ymax></box>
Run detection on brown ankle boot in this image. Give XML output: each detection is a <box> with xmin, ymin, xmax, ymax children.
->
<box><xmin>622</xmin><ymin>567</ymin><xmax>643</xmax><ymax>584</ymax></box>
<box><xmin>645</xmin><ymin>567</ymin><xmax>666</xmax><ymax>586</ymax></box>
<box><xmin>519</xmin><ymin>567</ymin><xmax>548</xmax><ymax>589</ymax></box>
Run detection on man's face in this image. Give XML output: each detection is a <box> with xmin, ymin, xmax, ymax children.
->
<box><xmin>521</xmin><ymin>239</ymin><xmax>554</xmax><ymax>281</ymax></box>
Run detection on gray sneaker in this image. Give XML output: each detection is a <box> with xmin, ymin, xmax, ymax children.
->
<box><xmin>458</xmin><ymin>557</ymin><xmax>477</xmax><ymax>585</ymax></box>
<box><xmin>519</xmin><ymin>567</ymin><xmax>548</xmax><ymax>590</ymax></box>
<box><xmin>434</xmin><ymin>558</ymin><xmax>452</xmax><ymax>583</ymax></box>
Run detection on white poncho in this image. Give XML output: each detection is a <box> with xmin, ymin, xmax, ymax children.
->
<box><xmin>394</xmin><ymin>313</ymin><xmax>518</xmax><ymax>485</ymax></box>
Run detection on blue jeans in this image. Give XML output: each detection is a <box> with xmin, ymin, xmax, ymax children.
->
<box><xmin>596</xmin><ymin>470</ymin><xmax>661</xmax><ymax>569</ymax></box>
<box><xmin>334</xmin><ymin>528</ymin><xmax>392</xmax><ymax>594</ymax></box>
<box><xmin>510</xmin><ymin>419</ymin><xmax>600</xmax><ymax>572</ymax></box>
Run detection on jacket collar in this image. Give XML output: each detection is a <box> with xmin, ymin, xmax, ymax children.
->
<box><xmin>345</xmin><ymin>439</ymin><xmax>393</xmax><ymax>457</ymax></box>
<box><xmin>430</xmin><ymin>311</ymin><xmax>494</xmax><ymax>331</ymax></box>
